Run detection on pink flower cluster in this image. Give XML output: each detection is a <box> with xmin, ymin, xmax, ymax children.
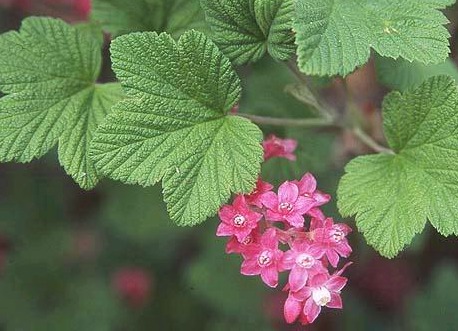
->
<box><xmin>216</xmin><ymin>173</ymin><xmax>352</xmax><ymax>325</ymax></box>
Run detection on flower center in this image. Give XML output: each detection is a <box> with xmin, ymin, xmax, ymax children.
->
<box><xmin>296</xmin><ymin>253</ymin><xmax>314</xmax><ymax>268</ymax></box>
<box><xmin>279</xmin><ymin>202</ymin><xmax>293</xmax><ymax>212</ymax></box>
<box><xmin>330</xmin><ymin>229</ymin><xmax>345</xmax><ymax>243</ymax></box>
<box><xmin>242</xmin><ymin>235</ymin><xmax>253</xmax><ymax>245</ymax></box>
<box><xmin>312</xmin><ymin>287</ymin><xmax>331</xmax><ymax>306</ymax></box>
<box><xmin>257</xmin><ymin>250</ymin><xmax>274</xmax><ymax>267</ymax></box>
<box><xmin>233</xmin><ymin>214</ymin><xmax>247</xmax><ymax>227</ymax></box>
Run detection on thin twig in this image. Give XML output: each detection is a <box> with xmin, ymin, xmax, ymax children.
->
<box><xmin>352</xmin><ymin>127</ymin><xmax>394</xmax><ymax>154</ymax></box>
<box><xmin>285</xmin><ymin>60</ymin><xmax>335</xmax><ymax>120</ymax></box>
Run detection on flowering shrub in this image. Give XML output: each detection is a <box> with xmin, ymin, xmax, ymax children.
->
<box><xmin>217</xmin><ymin>170</ymin><xmax>352</xmax><ymax>325</ymax></box>
<box><xmin>1</xmin><ymin>0</ymin><xmax>458</xmax><ymax>328</ymax></box>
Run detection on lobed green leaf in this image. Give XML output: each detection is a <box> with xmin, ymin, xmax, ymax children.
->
<box><xmin>294</xmin><ymin>0</ymin><xmax>454</xmax><ymax>76</ymax></box>
<box><xmin>338</xmin><ymin>76</ymin><xmax>458</xmax><ymax>257</ymax></box>
<box><xmin>90</xmin><ymin>31</ymin><xmax>263</xmax><ymax>225</ymax></box>
<box><xmin>376</xmin><ymin>56</ymin><xmax>458</xmax><ymax>91</ymax></box>
<box><xmin>201</xmin><ymin>0</ymin><xmax>295</xmax><ymax>64</ymax></box>
<box><xmin>0</xmin><ymin>17</ymin><xmax>123</xmax><ymax>189</ymax></box>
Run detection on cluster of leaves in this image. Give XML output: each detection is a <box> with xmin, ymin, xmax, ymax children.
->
<box><xmin>0</xmin><ymin>0</ymin><xmax>458</xmax><ymax>258</ymax></box>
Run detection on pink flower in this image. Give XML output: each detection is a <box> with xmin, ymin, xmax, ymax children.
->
<box><xmin>241</xmin><ymin>228</ymin><xmax>283</xmax><ymax>288</ymax></box>
<box><xmin>295</xmin><ymin>173</ymin><xmax>331</xmax><ymax>207</ymax></box>
<box><xmin>217</xmin><ymin>195</ymin><xmax>262</xmax><ymax>242</ymax></box>
<box><xmin>263</xmin><ymin>135</ymin><xmax>297</xmax><ymax>161</ymax></box>
<box><xmin>225</xmin><ymin>229</ymin><xmax>260</xmax><ymax>254</ymax></box>
<box><xmin>312</xmin><ymin>218</ymin><xmax>352</xmax><ymax>267</ymax></box>
<box><xmin>286</xmin><ymin>269</ymin><xmax>349</xmax><ymax>324</ymax></box>
<box><xmin>112</xmin><ymin>267</ymin><xmax>152</xmax><ymax>308</ymax></box>
<box><xmin>280</xmin><ymin>241</ymin><xmax>326</xmax><ymax>292</ymax></box>
<box><xmin>262</xmin><ymin>181</ymin><xmax>314</xmax><ymax>228</ymax></box>
<box><xmin>244</xmin><ymin>178</ymin><xmax>273</xmax><ymax>208</ymax></box>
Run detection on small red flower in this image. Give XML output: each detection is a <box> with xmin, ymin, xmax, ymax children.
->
<box><xmin>280</xmin><ymin>240</ymin><xmax>326</xmax><ymax>292</ymax></box>
<box><xmin>240</xmin><ymin>228</ymin><xmax>283</xmax><ymax>288</ymax></box>
<box><xmin>262</xmin><ymin>135</ymin><xmax>297</xmax><ymax>161</ymax></box>
<box><xmin>217</xmin><ymin>195</ymin><xmax>262</xmax><ymax>242</ymax></box>
<box><xmin>295</xmin><ymin>173</ymin><xmax>331</xmax><ymax>207</ymax></box>
<box><xmin>285</xmin><ymin>266</ymin><xmax>350</xmax><ymax>324</ymax></box>
<box><xmin>112</xmin><ymin>267</ymin><xmax>152</xmax><ymax>308</ymax></box>
<box><xmin>225</xmin><ymin>228</ymin><xmax>260</xmax><ymax>255</ymax></box>
<box><xmin>311</xmin><ymin>218</ymin><xmax>352</xmax><ymax>267</ymax></box>
<box><xmin>244</xmin><ymin>178</ymin><xmax>273</xmax><ymax>208</ymax></box>
<box><xmin>262</xmin><ymin>181</ymin><xmax>314</xmax><ymax>228</ymax></box>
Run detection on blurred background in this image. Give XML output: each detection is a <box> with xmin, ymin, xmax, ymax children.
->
<box><xmin>1</xmin><ymin>1</ymin><xmax>458</xmax><ymax>330</ymax></box>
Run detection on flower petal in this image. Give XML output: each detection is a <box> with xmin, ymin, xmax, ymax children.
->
<box><xmin>326</xmin><ymin>275</ymin><xmax>348</xmax><ymax>292</ymax></box>
<box><xmin>307</xmin><ymin>208</ymin><xmax>326</xmax><ymax>221</ymax></box>
<box><xmin>309</xmin><ymin>217</ymin><xmax>325</xmax><ymax>231</ymax></box>
<box><xmin>304</xmin><ymin>297</ymin><xmax>321</xmax><ymax>323</ymax></box>
<box><xmin>284</xmin><ymin>295</ymin><xmax>302</xmax><ymax>324</ymax></box>
<box><xmin>218</xmin><ymin>205</ymin><xmax>235</xmax><ymax>223</ymax></box>
<box><xmin>295</xmin><ymin>196</ymin><xmax>315</xmax><ymax>214</ymax></box>
<box><xmin>216</xmin><ymin>223</ymin><xmax>234</xmax><ymax>237</ymax></box>
<box><xmin>313</xmin><ymin>191</ymin><xmax>331</xmax><ymax>205</ymax></box>
<box><xmin>298</xmin><ymin>173</ymin><xmax>317</xmax><ymax>194</ymax></box>
<box><xmin>261</xmin><ymin>191</ymin><xmax>278</xmax><ymax>210</ymax></box>
<box><xmin>289</xmin><ymin>266</ymin><xmax>308</xmax><ymax>292</ymax></box>
<box><xmin>266</xmin><ymin>210</ymin><xmax>284</xmax><ymax>222</ymax></box>
<box><xmin>280</xmin><ymin>250</ymin><xmax>296</xmax><ymax>271</ymax></box>
<box><xmin>261</xmin><ymin>265</ymin><xmax>278</xmax><ymax>288</ymax></box>
<box><xmin>261</xmin><ymin>228</ymin><xmax>278</xmax><ymax>248</ymax></box>
<box><xmin>283</xmin><ymin>139</ymin><xmax>298</xmax><ymax>153</ymax></box>
<box><xmin>285</xmin><ymin>213</ymin><xmax>305</xmax><ymax>228</ymax></box>
<box><xmin>278</xmin><ymin>181</ymin><xmax>299</xmax><ymax>203</ymax></box>
<box><xmin>241</xmin><ymin>259</ymin><xmax>261</xmax><ymax>276</ymax></box>
<box><xmin>225</xmin><ymin>236</ymin><xmax>241</xmax><ymax>254</ymax></box>
<box><xmin>308</xmin><ymin>273</ymin><xmax>329</xmax><ymax>287</ymax></box>
<box><xmin>291</xmin><ymin>287</ymin><xmax>312</xmax><ymax>301</ymax></box>
<box><xmin>234</xmin><ymin>228</ymin><xmax>253</xmax><ymax>243</ymax></box>
<box><xmin>232</xmin><ymin>195</ymin><xmax>247</xmax><ymax>211</ymax></box>
<box><xmin>326</xmin><ymin>249</ymin><xmax>340</xmax><ymax>268</ymax></box>
<box><xmin>327</xmin><ymin>292</ymin><xmax>343</xmax><ymax>309</ymax></box>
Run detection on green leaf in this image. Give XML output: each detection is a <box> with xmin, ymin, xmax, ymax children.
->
<box><xmin>0</xmin><ymin>17</ymin><xmax>123</xmax><ymax>189</ymax></box>
<box><xmin>201</xmin><ymin>0</ymin><xmax>295</xmax><ymax>64</ymax></box>
<box><xmin>91</xmin><ymin>0</ymin><xmax>207</xmax><ymax>37</ymax></box>
<box><xmin>58</xmin><ymin>83</ymin><xmax>124</xmax><ymax>189</ymax></box>
<box><xmin>376</xmin><ymin>56</ymin><xmax>458</xmax><ymax>91</ymax></box>
<box><xmin>90</xmin><ymin>31</ymin><xmax>263</xmax><ymax>225</ymax></box>
<box><xmin>338</xmin><ymin>76</ymin><xmax>458</xmax><ymax>257</ymax></box>
<box><xmin>294</xmin><ymin>0</ymin><xmax>454</xmax><ymax>76</ymax></box>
